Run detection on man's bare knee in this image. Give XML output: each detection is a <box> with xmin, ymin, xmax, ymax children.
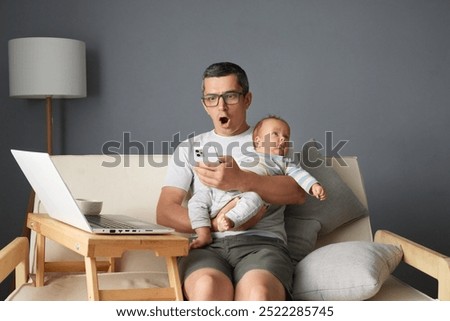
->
<box><xmin>235</xmin><ymin>270</ymin><xmax>285</xmax><ymax>301</ymax></box>
<box><xmin>184</xmin><ymin>268</ymin><xmax>233</xmax><ymax>300</ymax></box>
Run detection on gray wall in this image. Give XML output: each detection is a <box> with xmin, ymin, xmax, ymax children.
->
<box><xmin>1</xmin><ymin>0</ymin><xmax>449</xmax><ymax>299</ymax></box>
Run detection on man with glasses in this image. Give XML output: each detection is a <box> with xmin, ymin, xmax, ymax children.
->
<box><xmin>157</xmin><ymin>62</ymin><xmax>306</xmax><ymax>300</ymax></box>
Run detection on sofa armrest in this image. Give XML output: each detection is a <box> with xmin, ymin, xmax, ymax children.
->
<box><xmin>0</xmin><ymin>237</ymin><xmax>29</xmax><ymax>289</ymax></box>
<box><xmin>374</xmin><ymin>229</ymin><xmax>450</xmax><ymax>300</ymax></box>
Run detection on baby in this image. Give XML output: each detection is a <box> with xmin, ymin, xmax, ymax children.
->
<box><xmin>188</xmin><ymin>115</ymin><xmax>326</xmax><ymax>248</ymax></box>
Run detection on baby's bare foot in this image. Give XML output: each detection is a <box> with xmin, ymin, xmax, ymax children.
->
<box><xmin>217</xmin><ymin>216</ymin><xmax>234</xmax><ymax>232</ymax></box>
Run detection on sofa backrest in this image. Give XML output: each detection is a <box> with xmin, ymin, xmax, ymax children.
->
<box><xmin>51</xmin><ymin>154</ymin><xmax>170</xmax><ymax>223</ymax></box>
<box><xmin>30</xmin><ymin>154</ymin><xmax>372</xmax><ymax>273</ymax></box>
<box><xmin>315</xmin><ymin>156</ymin><xmax>372</xmax><ymax>248</ymax></box>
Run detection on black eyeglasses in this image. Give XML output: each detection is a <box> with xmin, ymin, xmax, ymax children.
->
<box><xmin>201</xmin><ymin>91</ymin><xmax>244</xmax><ymax>107</ymax></box>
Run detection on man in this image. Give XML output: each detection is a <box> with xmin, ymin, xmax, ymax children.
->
<box><xmin>156</xmin><ymin>62</ymin><xmax>306</xmax><ymax>300</ymax></box>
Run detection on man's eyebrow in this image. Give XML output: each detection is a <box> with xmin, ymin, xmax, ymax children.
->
<box><xmin>204</xmin><ymin>89</ymin><xmax>241</xmax><ymax>95</ymax></box>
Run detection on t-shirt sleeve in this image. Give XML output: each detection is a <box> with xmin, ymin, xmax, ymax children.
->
<box><xmin>285</xmin><ymin>160</ymin><xmax>319</xmax><ymax>194</ymax></box>
<box><xmin>163</xmin><ymin>141</ymin><xmax>194</xmax><ymax>192</ymax></box>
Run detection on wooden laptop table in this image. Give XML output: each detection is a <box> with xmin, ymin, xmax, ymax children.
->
<box><xmin>27</xmin><ymin>213</ymin><xmax>189</xmax><ymax>301</ymax></box>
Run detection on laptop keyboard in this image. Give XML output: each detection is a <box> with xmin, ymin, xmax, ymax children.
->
<box><xmin>85</xmin><ymin>215</ymin><xmax>138</xmax><ymax>229</ymax></box>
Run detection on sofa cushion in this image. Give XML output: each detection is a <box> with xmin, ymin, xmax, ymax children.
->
<box><xmin>6</xmin><ymin>271</ymin><xmax>169</xmax><ymax>301</ymax></box>
<box><xmin>284</xmin><ymin>142</ymin><xmax>369</xmax><ymax>264</ymax></box>
<box><xmin>368</xmin><ymin>275</ymin><xmax>433</xmax><ymax>301</ymax></box>
<box><xmin>292</xmin><ymin>241</ymin><xmax>403</xmax><ymax>301</ymax></box>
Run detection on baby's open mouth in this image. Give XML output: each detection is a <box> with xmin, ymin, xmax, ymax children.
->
<box><xmin>219</xmin><ymin>117</ymin><xmax>229</xmax><ymax>124</ymax></box>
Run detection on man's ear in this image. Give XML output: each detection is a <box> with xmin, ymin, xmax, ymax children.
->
<box><xmin>243</xmin><ymin>91</ymin><xmax>252</xmax><ymax>110</ymax></box>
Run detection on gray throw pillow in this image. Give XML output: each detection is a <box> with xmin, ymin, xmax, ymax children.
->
<box><xmin>284</xmin><ymin>142</ymin><xmax>369</xmax><ymax>264</ymax></box>
<box><xmin>284</xmin><ymin>218</ymin><xmax>321</xmax><ymax>264</ymax></box>
<box><xmin>292</xmin><ymin>241</ymin><xmax>403</xmax><ymax>300</ymax></box>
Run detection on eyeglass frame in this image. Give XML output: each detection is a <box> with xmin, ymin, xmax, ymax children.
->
<box><xmin>201</xmin><ymin>91</ymin><xmax>245</xmax><ymax>107</ymax></box>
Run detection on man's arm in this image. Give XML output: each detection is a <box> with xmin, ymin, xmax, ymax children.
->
<box><xmin>194</xmin><ymin>156</ymin><xmax>306</xmax><ymax>205</ymax></box>
<box><xmin>241</xmin><ymin>172</ymin><xmax>306</xmax><ymax>204</ymax></box>
<box><xmin>156</xmin><ymin>186</ymin><xmax>194</xmax><ymax>233</ymax></box>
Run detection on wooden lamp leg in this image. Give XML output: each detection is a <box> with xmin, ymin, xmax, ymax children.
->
<box><xmin>22</xmin><ymin>97</ymin><xmax>53</xmax><ymax>240</ymax></box>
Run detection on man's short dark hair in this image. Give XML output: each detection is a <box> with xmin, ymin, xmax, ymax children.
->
<box><xmin>202</xmin><ymin>62</ymin><xmax>249</xmax><ymax>94</ymax></box>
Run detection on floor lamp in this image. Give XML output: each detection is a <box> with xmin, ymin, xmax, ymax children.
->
<box><xmin>8</xmin><ymin>37</ymin><xmax>87</xmax><ymax>237</ymax></box>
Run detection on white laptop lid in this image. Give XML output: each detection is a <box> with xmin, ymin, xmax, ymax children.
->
<box><xmin>11</xmin><ymin>149</ymin><xmax>92</xmax><ymax>232</ymax></box>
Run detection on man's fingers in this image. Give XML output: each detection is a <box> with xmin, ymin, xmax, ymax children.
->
<box><xmin>194</xmin><ymin>167</ymin><xmax>217</xmax><ymax>187</ymax></box>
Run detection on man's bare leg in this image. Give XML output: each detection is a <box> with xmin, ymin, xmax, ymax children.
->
<box><xmin>184</xmin><ymin>268</ymin><xmax>234</xmax><ymax>300</ymax></box>
<box><xmin>235</xmin><ymin>269</ymin><xmax>286</xmax><ymax>300</ymax></box>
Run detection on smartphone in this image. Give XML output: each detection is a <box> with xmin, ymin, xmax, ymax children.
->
<box><xmin>194</xmin><ymin>147</ymin><xmax>221</xmax><ymax>164</ymax></box>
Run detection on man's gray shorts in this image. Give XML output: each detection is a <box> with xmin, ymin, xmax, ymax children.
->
<box><xmin>178</xmin><ymin>234</ymin><xmax>294</xmax><ymax>297</ymax></box>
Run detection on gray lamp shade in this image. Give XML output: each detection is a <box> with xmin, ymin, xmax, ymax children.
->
<box><xmin>8</xmin><ymin>37</ymin><xmax>86</xmax><ymax>99</ymax></box>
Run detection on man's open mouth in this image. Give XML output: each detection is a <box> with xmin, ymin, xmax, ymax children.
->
<box><xmin>219</xmin><ymin>117</ymin><xmax>229</xmax><ymax>124</ymax></box>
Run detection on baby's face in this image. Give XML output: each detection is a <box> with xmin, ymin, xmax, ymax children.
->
<box><xmin>254</xmin><ymin>119</ymin><xmax>290</xmax><ymax>156</ymax></box>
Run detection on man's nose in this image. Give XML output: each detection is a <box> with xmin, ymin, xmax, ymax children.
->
<box><xmin>217</xmin><ymin>97</ymin><xmax>228</xmax><ymax>110</ymax></box>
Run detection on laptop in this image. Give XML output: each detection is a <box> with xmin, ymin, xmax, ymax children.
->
<box><xmin>11</xmin><ymin>149</ymin><xmax>175</xmax><ymax>235</ymax></box>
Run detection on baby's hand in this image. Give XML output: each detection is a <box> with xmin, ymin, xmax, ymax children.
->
<box><xmin>311</xmin><ymin>183</ymin><xmax>327</xmax><ymax>201</ymax></box>
<box><xmin>189</xmin><ymin>236</ymin><xmax>212</xmax><ymax>249</ymax></box>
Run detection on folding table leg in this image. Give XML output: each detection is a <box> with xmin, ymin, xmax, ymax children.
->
<box><xmin>84</xmin><ymin>256</ymin><xmax>100</xmax><ymax>300</ymax></box>
<box><xmin>35</xmin><ymin>234</ymin><xmax>45</xmax><ymax>287</ymax></box>
<box><xmin>166</xmin><ymin>256</ymin><xmax>184</xmax><ymax>300</ymax></box>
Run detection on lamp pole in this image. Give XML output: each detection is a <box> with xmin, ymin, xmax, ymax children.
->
<box><xmin>46</xmin><ymin>96</ymin><xmax>53</xmax><ymax>155</ymax></box>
